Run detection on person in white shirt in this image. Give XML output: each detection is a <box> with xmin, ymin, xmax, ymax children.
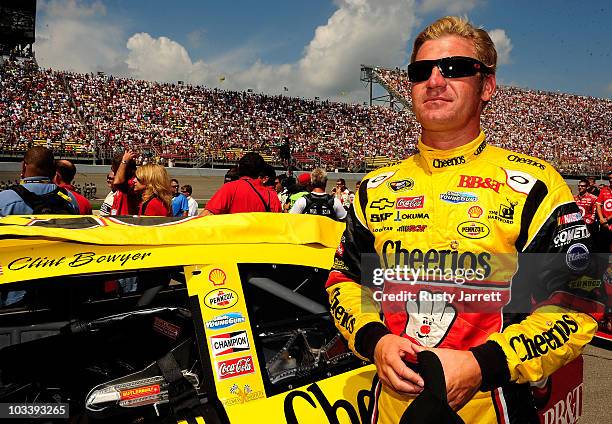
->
<box><xmin>181</xmin><ymin>184</ymin><xmax>199</xmax><ymax>216</ymax></box>
<box><xmin>289</xmin><ymin>168</ymin><xmax>347</xmax><ymax>221</ymax></box>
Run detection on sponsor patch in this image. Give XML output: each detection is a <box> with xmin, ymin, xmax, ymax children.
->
<box><xmin>439</xmin><ymin>191</ymin><xmax>478</xmax><ymax>204</ymax></box>
<box><xmin>396</xmin><ymin>195</ymin><xmax>424</xmax><ymax>210</ymax></box>
<box><xmin>468</xmin><ymin>205</ymin><xmax>483</xmax><ymax>218</ymax></box>
<box><xmin>211</xmin><ymin>330</ymin><xmax>250</xmax><ymax>357</ymax></box>
<box><xmin>216</xmin><ymin>355</ymin><xmax>255</xmax><ymax>380</ymax></box>
<box><xmin>204</xmin><ymin>288</ymin><xmax>239</xmax><ymax>310</ymax></box>
<box><xmin>488</xmin><ymin>199</ymin><xmax>518</xmax><ymax>224</ymax></box>
<box><xmin>370</xmin><ymin>212</ymin><xmax>394</xmax><ymax>222</ymax></box>
<box><xmin>457</xmin><ymin>221</ymin><xmax>490</xmax><ymax>239</ymax></box>
<box><xmin>209</xmin><ymin>268</ymin><xmax>227</xmax><ymax>286</ymax></box>
<box><xmin>553</xmin><ymin>225</ymin><xmax>589</xmax><ymax>247</ymax></box>
<box><xmin>336</xmin><ymin>243</ymin><xmax>344</xmax><ymax>256</ymax></box>
<box><xmin>458</xmin><ymin>175</ymin><xmax>504</xmax><ymax>193</ymax></box>
<box><xmin>387</xmin><ymin>179</ymin><xmax>414</xmax><ymax>192</ymax></box>
<box><xmin>223</xmin><ymin>384</ymin><xmax>265</xmax><ymax>406</ymax></box>
<box><xmin>397</xmin><ymin>225</ymin><xmax>427</xmax><ymax>232</ymax></box>
<box><xmin>152</xmin><ymin>317</ymin><xmax>181</xmax><ymax>340</ymax></box>
<box><xmin>503</xmin><ymin>169</ymin><xmax>537</xmax><ymax>195</ymax></box>
<box><xmin>329</xmin><ymin>287</ymin><xmax>356</xmax><ymax>333</ymax></box>
<box><xmin>370</xmin><ymin>198</ymin><xmax>395</xmax><ymax>210</ymax></box>
<box><xmin>604</xmin><ymin>199</ymin><xmax>612</xmax><ymax>213</ymax></box>
<box><xmin>432</xmin><ymin>156</ymin><xmax>465</xmax><ymax>168</ymax></box>
<box><xmin>568</xmin><ymin>278</ymin><xmax>601</xmax><ymax>291</ymax></box>
<box><xmin>506</xmin><ymin>154</ymin><xmax>546</xmax><ymax>170</ymax></box>
<box><xmin>206</xmin><ymin>312</ymin><xmax>246</xmax><ymax>330</ymax></box>
<box><xmin>393</xmin><ymin>211</ymin><xmax>430</xmax><ymax>221</ymax></box>
<box><xmin>558</xmin><ymin>212</ymin><xmax>583</xmax><ymax>225</ymax></box>
<box><xmin>566</xmin><ymin>243</ymin><xmax>590</xmax><ymax>271</ymax></box>
<box><xmin>120</xmin><ymin>385</ymin><xmax>161</xmax><ymax>401</ymax></box>
<box><xmin>509</xmin><ymin>314</ymin><xmax>578</xmax><ymax>361</ymax></box>
<box><xmin>367</xmin><ymin>171</ymin><xmax>396</xmax><ymax>189</ymax></box>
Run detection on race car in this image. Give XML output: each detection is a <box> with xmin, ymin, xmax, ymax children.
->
<box><xmin>0</xmin><ymin>214</ymin><xmax>588</xmax><ymax>423</ymax></box>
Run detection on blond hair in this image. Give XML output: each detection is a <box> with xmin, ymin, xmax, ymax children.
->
<box><xmin>135</xmin><ymin>164</ymin><xmax>172</xmax><ymax>212</ymax></box>
<box><xmin>411</xmin><ymin>16</ymin><xmax>497</xmax><ymax>73</ymax></box>
<box><xmin>311</xmin><ymin>168</ymin><xmax>328</xmax><ymax>189</ymax></box>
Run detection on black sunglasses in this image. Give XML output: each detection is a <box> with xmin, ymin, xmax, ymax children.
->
<box><xmin>408</xmin><ymin>56</ymin><xmax>493</xmax><ymax>83</ymax></box>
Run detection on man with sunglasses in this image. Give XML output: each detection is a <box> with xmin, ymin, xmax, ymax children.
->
<box><xmin>326</xmin><ymin>16</ymin><xmax>603</xmax><ymax>423</ymax></box>
<box><xmin>575</xmin><ymin>178</ymin><xmax>598</xmax><ymax>236</ymax></box>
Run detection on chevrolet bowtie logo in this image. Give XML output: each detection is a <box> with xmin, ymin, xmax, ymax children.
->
<box><xmin>370</xmin><ymin>198</ymin><xmax>395</xmax><ymax>210</ymax></box>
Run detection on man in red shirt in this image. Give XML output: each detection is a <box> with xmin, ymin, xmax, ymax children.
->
<box><xmin>596</xmin><ymin>171</ymin><xmax>612</xmax><ymax>252</ymax></box>
<box><xmin>54</xmin><ymin>159</ymin><xmax>93</xmax><ymax>214</ymax></box>
<box><xmin>201</xmin><ymin>153</ymin><xmax>282</xmax><ymax>215</ymax></box>
<box><xmin>574</xmin><ymin>178</ymin><xmax>598</xmax><ymax>233</ymax></box>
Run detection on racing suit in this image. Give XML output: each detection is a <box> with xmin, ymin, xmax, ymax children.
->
<box><xmin>326</xmin><ymin>132</ymin><xmax>605</xmax><ymax>423</ymax></box>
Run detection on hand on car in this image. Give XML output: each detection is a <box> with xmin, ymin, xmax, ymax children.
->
<box><xmin>373</xmin><ymin>334</ymin><xmax>424</xmax><ymax>395</ymax></box>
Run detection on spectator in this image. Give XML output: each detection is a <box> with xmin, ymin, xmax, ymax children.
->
<box><xmin>134</xmin><ymin>164</ymin><xmax>172</xmax><ymax>216</ymax></box>
<box><xmin>587</xmin><ymin>176</ymin><xmax>601</xmax><ymax>197</ymax></box>
<box><xmin>0</xmin><ymin>146</ymin><xmax>78</xmax><ymax>307</ymax></box>
<box><xmin>99</xmin><ymin>171</ymin><xmax>115</xmax><ymax>215</ymax></box>
<box><xmin>202</xmin><ymin>152</ymin><xmax>281</xmax><ymax>215</ymax></box>
<box><xmin>349</xmin><ymin>180</ymin><xmax>361</xmax><ymax>204</ymax></box>
<box><xmin>111</xmin><ymin>151</ymin><xmax>139</xmax><ymax>215</ymax></box>
<box><xmin>574</xmin><ymin>178</ymin><xmax>598</xmax><ymax>236</ymax></box>
<box><xmin>181</xmin><ymin>184</ymin><xmax>199</xmax><ymax>216</ymax></box>
<box><xmin>290</xmin><ymin>168</ymin><xmax>346</xmax><ymax>220</ymax></box>
<box><xmin>224</xmin><ymin>167</ymin><xmax>239</xmax><ymax>184</ymax></box>
<box><xmin>285</xmin><ymin>173</ymin><xmax>311</xmax><ymax>212</ymax></box>
<box><xmin>595</xmin><ymin>170</ymin><xmax>612</xmax><ymax>252</ymax></box>
<box><xmin>54</xmin><ymin>159</ymin><xmax>93</xmax><ymax>214</ymax></box>
<box><xmin>170</xmin><ymin>178</ymin><xmax>189</xmax><ymax>217</ymax></box>
<box><xmin>332</xmin><ymin>178</ymin><xmax>351</xmax><ymax>210</ymax></box>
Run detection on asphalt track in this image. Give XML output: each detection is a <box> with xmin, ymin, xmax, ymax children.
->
<box><xmin>0</xmin><ymin>166</ymin><xmax>609</xmax><ymax>421</ymax></box>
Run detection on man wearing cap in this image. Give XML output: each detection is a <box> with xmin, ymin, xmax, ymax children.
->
<box><xmin>325</xmin><ymin>16</ymin><xmax>603</xmax><ymax>423</ymax></box>
<box><xmin>284</xmin><ymin>172</ymin><xmax>311</xmax><ymax>212</ymax></box>
<box><xmin>595</xmin><ymin>170</ymin><xmax>612</xmax><ymax>252</ymax></box>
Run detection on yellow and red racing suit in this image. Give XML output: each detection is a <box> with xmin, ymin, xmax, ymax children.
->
<box><xmin>326</xmin><ymin>132</ymin><xmax>605</xmax><ymax>423</ymax></box>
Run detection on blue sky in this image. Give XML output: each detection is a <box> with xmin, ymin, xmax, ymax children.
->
<box><xmin>35</xmin><ymin>0</ymin><xmax>611</xmax><ymax>102</ymax></box>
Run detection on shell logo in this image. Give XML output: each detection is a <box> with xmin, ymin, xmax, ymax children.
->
<box><xmin>468</xmin><ymin>205</ymin><xmax>483</xmax><ymax>219</ymax></box>
<box><xmin>209</xmin><ymin>268</ymin><xmax>227</xmax><ymax>286</ymax></box>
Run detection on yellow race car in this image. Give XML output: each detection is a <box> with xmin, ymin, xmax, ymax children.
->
<box><xmin>0</xmin><ymin>214</ymin><xmax>376</xmax><ymax>423</ymax></box>
<box><xmin>0</xmin><ymin>214</ymin><xmax>586</xmax><ymax>423</ymax></box>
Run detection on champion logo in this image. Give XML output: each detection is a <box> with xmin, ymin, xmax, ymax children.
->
<box><xmin>210</xmin><ymin>330</ymin><xmax>250</xmax><ymax>356</ymax></box>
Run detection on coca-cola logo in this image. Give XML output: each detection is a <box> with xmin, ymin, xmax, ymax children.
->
<box><xmin>216</xmin><ymin>356</ymin><xmax>255</xmax><ymax>380</ymax></box>
<box><xmin>395</xmin><ymin>196</ymin><xmax>424</xmax><ymax>210</ymax></box>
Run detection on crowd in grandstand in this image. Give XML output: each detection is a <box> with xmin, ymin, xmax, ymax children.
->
<box><xmin>1</xmin><ymin>59</ymin><xmax>610</xmax><ymax>175</ymax></box>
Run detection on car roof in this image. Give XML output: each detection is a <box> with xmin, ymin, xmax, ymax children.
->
<box><xmin>0</xmin><ymin>214</ymin><xmax>344</xmax><ymax>284</ymax></box>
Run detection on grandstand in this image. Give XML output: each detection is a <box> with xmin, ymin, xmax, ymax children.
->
<box><xmin>1</xmin><ymin>60</ymin><xmax>610</xmax><ymax>176</ymax></box>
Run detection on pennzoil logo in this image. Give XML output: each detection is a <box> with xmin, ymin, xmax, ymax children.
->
<box><xmin>457</xmin><ymin>221</ymin><xmax>490</xmax><ymax>239</ymax></box>
<box><xmin>204</xmin><ymin>289</ymin><xmax>239</xmax><ymax>310</ymax></box>
<box><xmin>387</xmin><ymin>179</ymin><xmax>414</xmax><ymax>192</ymax></box>
<box><xmin>209</xmin><ymin>268</ymin><xmax>227</xmax><ymax>286</ymax></box>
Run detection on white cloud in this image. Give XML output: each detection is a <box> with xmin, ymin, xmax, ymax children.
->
<box><xmin>488</xmin><ymin>29</ymin><xmax>513</xmax><ymax>65</ymax></box>
<box><xmin>418</xmin><ymin>0</ymin><xmax>482</xmax><ymax>14</ymax></box>
<box><xmin>36</xmin><ymin>0</ymin><xmax>126</xmax><ymax>74</ymax></box>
